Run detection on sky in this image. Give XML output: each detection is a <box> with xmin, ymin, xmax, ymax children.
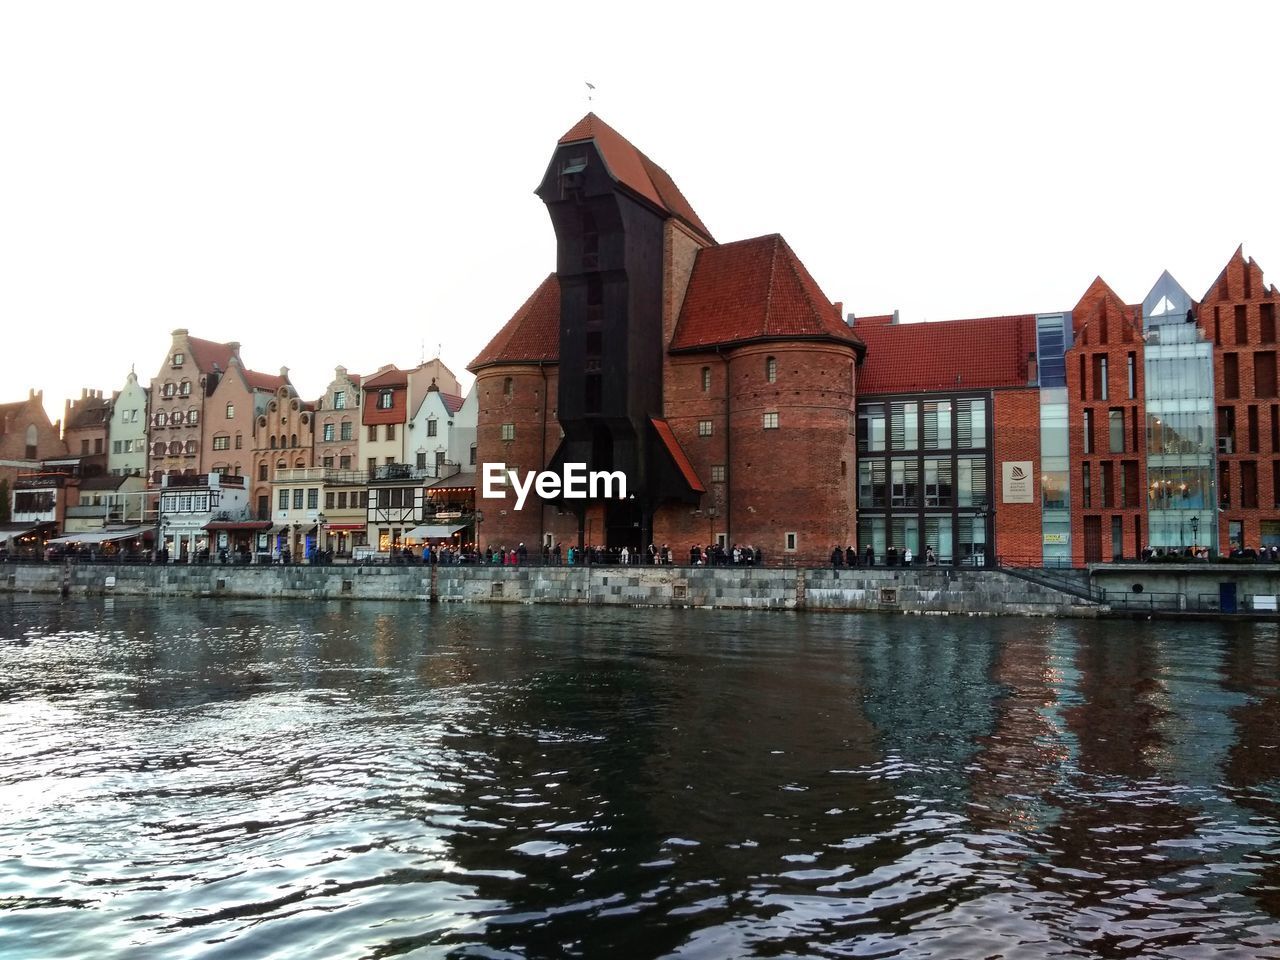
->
<box><xmin>3</xmin><ymin>1</ymin><xmax>1279</xmax><ymax>423</ymax></box>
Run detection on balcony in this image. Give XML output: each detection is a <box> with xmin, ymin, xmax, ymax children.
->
<box><xmin>274</xmin><ymin>467</ymin><xmax>328</xmax><ymax>483</ymax></box>
<box><xmin>370</xmin><ymin>463</ymin><xmax>432</xmax><ymax>483</ymax></box>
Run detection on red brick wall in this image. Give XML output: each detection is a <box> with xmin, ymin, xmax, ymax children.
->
<box><xmin>726</xmin><ymin>342</ymin><xmax>856</xmax><ymax>564</ymax></box>
<box><xmin>993</xmin><ymin>387</ymin><xmax>1043</xmax><ymax>563</ymax></box>
<box><xmin>473</xmin><ymin>364</ymin><xmax>563</xmax><ymax>551</ymax></box>
<box><xmin>1066</xmin><ymin>279</ymin><xmax>1147</xmax><ymax>564</ymax></box>
<box><xmin>1198</xmin><ymin>250</ymin><xmax>1280</xmax><ymax>552</ymax></box>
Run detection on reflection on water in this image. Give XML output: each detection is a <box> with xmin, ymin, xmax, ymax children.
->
<box><xmin>1</xmin><ymin>599</ymin><xmax>1279</xmax><ymax>958</ymax></box>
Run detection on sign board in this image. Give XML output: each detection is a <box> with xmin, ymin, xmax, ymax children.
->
<box><xmin>1002</xmin><ymin>461</ymin><xmax>1035</xmax><ymax>504</ymax></box>
<box><xmin>1043</xmin><ymin>532</ymin><xmax>1068</xmax><ymax>545</ymax></box>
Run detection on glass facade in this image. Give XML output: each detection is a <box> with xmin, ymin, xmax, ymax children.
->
<box><xmin>1037</xmin><ymin>314</ymin><xmax>1072</xmax><ymax>565</ymax></box>
<box><xmin>857</xmin><ymin>394</ymin><xmax>991</xmax><ymax>564</ymax></box>
<box><xmin>1142</xmin><ymin>274</ymin><xmax>1216</xmax><ymax>549</ymax></box>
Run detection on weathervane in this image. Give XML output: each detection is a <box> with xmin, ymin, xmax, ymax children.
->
<box><xmin>586</xmin><ymin>81</ymin><xmax>595</xmax><ymax>104</ymax></box>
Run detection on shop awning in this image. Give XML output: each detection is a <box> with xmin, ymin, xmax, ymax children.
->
<box><xmin>324</xmin><ymin>523</ymin><xmax>365</xmax><ymax>531</ymax></box>
<box><xmin>45</xmin><ymin>526</ymin><xmax>153</xmax><ymax>546</ymax></box>
<box><xmin>404</xmin><ymin>524</ymin><xmax>468</xmax><ymax>540</ymax></box>
<box><xmin>204</xmin><ymin>520</ymin><xmax>273</xmax><ymax>532</ymax></box>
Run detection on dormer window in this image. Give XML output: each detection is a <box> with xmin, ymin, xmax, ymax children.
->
<box><xmin>560</xmin><ymin>154</ymin><xmax>587</xmax><ymax>200</ymax></box>
<box><xmin>172</xmin><ymin>352</ymin><xmax>184</xmax><ymax>367</ymax></box>
<box><xmin>378</xmin><ymin>390</ymin><xmax>393</xmax><ymax>410</ymax></box>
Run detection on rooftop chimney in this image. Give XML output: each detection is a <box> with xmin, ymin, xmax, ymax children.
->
<box><xmin>280</xmin><ymin>366</ymin><xmax>290</xmax><ymax>380</ymax></box>
<box><xmin>171</xmin><ymin>328</ymin><xmax>188</xmax><ymax>337</ymax></box>
<box><xmin>891</xmin><ymin>310</ymin><xmax>900</xmax><ymax>325</ymax></box>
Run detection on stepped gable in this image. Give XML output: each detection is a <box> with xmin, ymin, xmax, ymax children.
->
<box><xmin>669</xmin><ymin>234</ymin><xmax>863</xmax><ymax>354</ymax></box>
<box><xmin>468</xmin><ymin>274</ymin><xmax>561</xmax><ymax>371</ymax></box>
<box><xmin>855</xmin><ymin>312</ymin><xmax>1037</xmax><ymax>393</ymax></box>
<box><xmin>557</xmin><ymin>113</ymin><xmax>714</xmax><ymax>244</ymax></box>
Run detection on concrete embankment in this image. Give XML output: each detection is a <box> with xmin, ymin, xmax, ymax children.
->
<box><xmin>0</xmin><ymin>563</ymin><xmax>1105</xmax><ymax>617</ymax></box>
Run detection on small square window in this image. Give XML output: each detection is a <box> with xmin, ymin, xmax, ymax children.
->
<box><xmin>711</xmin><ymin>465</ymin><xmax>726</xmax><ymax>482</ymax></box>
<box><xmin>501</xmin><ymin>423</ymin><xmax>515</xmax><ymax>441</ymax></box>
<box><xmin>785</xmin><ymin>532</ymin><xmax>797</xmax><ymax>552</ymax></box>
<box><xmin>698</xmin><ymin>420</ymin><xmax>713</xmax><ymax>437</ymax></box>
<box><xmin>172</xmin><ymin>353</ymin><xmax>184</xmax><ymax>366</ymax></box>
<box><xmin>763</xmin><ymin>412</ymin><xmax>779</xmax><ymax>430</ymax></box>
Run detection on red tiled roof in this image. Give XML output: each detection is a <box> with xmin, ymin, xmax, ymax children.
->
<box><xmin>854</xmin><ymin>313</ymin><xmax>1037</xmax><ymax>394</ymax></box>
<box><xmin>65</xmin><ymin>398</ymin><xmax>111</xmax><ymax>431</ymax></box>
<box><xmin>468</xmin><ymin>274</ymin><xmax>561</xmax><ymax>371</ymax></box>
<box><xmin>363</xmin><ymin>367</ymin><xmax>409</xmax><ymax>389</ymax></box>
<box><xmin>440</xmin><ymin>393</ymin><xmax>464</xmax><ymax>415</ymax></box>
<box><xmin>650</xmin><ymin>417</ymin><xmax>705</xmax><ymax>494</ymax></box>
<box><xmin>187</xmin><ymin>336</ymin><xmax>239</xmax><ymax>373</ymax></box>
<box><xmin>242</xmin><ymin>369</ymin><xmax>287</xmax><ymax>393</ymax></box>
<box><xmin>669</xmin><ymin>235</ymin><xmax>863</xmax><ymax>354</ymax></box>
<box><xmin>558</xmin><ymin>113</ymin><xmax>713</xmax><ymax>244</ymax></box>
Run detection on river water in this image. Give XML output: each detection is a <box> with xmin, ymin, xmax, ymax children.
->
<box><xmin>1</xmin><ymin>598</ymin><xmax>1278</xmax><ymax>959</ymax></box>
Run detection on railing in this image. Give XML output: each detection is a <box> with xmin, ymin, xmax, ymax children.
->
<box><xmin>1104</xmin><ymin>590</ymin><xmax>1185</xmax><ymax>612</ymax></box>
<box><xmin>273</xmin><ymin>467</ymin><xmax>327</xmax><ymax>483</ymax></box>
<box><xmin>996</xmin><ymin>555</ymin><xmax>1108</xmax><ymax>604</ymax></box>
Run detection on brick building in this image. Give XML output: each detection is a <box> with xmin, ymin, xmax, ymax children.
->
<box><xmin>63</xmin><ymin>389</ymin><xmax>112</xmax><ymax>477</ymax></box>
<box><xmin>470</xmin><ymin>114</ymin><xmax>860</xmax><ymax>563</ymax></box>
<box><xmin>148</xmin><ymin>330</ymin><xmax>241</xmax><ymax>482</ymax></box>
<box><xmin>0</xmin><ymin>390</ymin><xmax>66</xmax><ymax>491</ymax></box>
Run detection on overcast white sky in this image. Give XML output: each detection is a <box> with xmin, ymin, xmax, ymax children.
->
<box><xmin>3</xmin><ymin>2</ymin><xmax>1278</xmax><ymax>421</ymax></box>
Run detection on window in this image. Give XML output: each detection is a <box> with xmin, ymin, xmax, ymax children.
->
<box><xmin>180</xmin><ymin>380</ymin><xmax>191</xmax><ymax>397</ymax></box>
<box><xmin>225</xmin><ymin>402</ymin><xmax>235</xmax><ymax>419</ymax></box>
<box><xmin>701</xmin><ymin>367</ymin><xmax>711</xmax><ymax>392</ymax></box>
<box><xmin>890</xmin><ymin>459</ymin><xmax>919</xmax><ymax>507</ymax></box>
<box><xmin>235</xmin><ymin>434</ymin><xmax>242</xmax><ymax>449</ymax></box>
<box><xmin>1220</xmin><ymin>461</ymin><xmax>1231</xmax><ymax>508</ymax></box>
<box><xmin>163</xmin><ymin>382</ymin><xmax>175</xmax><ymax>398</ymax></box>
<box><xmin>956</xmin><ymin>399</ymin><xmax>986</xmax><ymax>448</ymax></box>
<box><xmin>763</xmin><ymin>412</ymin><xmax>779</xmax><ymax>430</ymax></box>
<box><xmin>113</xmin><ymin>440</ymin><xmax>122</xmax><ymax>454</ymax></box>
<box><xmin>858</xmin><ymin>404</ymin><xmax>886</xmax><ymax>452</ymax></box>
<box><xmin>503</xmin><ymin>377</ymin><xmax>513</xmax><ymax>399</ymax></box>
<box><xmin>293</xmin><ymin>489</ymin><xmax>304</xmax><ymax>510</ymax></box>
<box><xmin>785</xmin><ymin>532</ymin><xmax>797</xmax><ymax>552</ymax></box>
<box><xmin>1127</xmin><ymin>352</ymin><xmax>1136</xmax><ymax>399</ymax></box>
<box><xmin>427</xmin><ymin>419</ymin><xmax>437</xmax><ymax>437</ymax></box>
<box><xmin>1108</xmin><ymin>408</ymin><xmax>1124</xmax><ymax>453</ymax></box>
<box><xmin>172</xmin><ymin>352</ymin><xmax>184</xmax><ymax>367</ymax></box>
<box><xmin>184</xmin><ymin>439</ymin><xmax>197</xmax><ymax>455</ymax></box>
<box><xmin>213</xmin><ymin>435</ymin><xmax>230</xmax><ymax>451</ymax></box>
<box><xmin>923</xmin><ymin>458</ymin><xmax>953</xmax><ymax>506</ymax></box>
<box><xmin>334</xmin><ymin>390</ymin><xmax>346</xmax><ymax>410</ymax></box>
<box><xmin>378</xmin><ymin>390</ymin><xmax>393</xmax><ymax>410</ymax></box>
<box><xmin>1242</xmin><ymin>461</ymin><xmax>1259</xmax><ymax>509</ymax></box>
<box><xmin>765</xmin><ymin>356</ymin><xmax>778</xmax><ymax>383</ymax></box>
<box><xmin>1249</xmin><ymin>405</ymin><xmax>1260</xmax><ymax>453</ymax></box>
<box><xmin>711</xmin><ymin>465</ymin><xmax>726</xmax><ymax>482</ymax></box>
<box><xmin>337</xmin><ymin>491</ymin><xmax>348</xmax><ymax>509</ymax></box>
<box><xmin>416</xmin><ymin>452</ymin><xmax>427</xmax><ymax>469</ymax></box>
<box><xmin>1255</xmin><ymin>352</ymin><xmax>1277</xmax><ymax>398</ymax></box>
<box><xmin>323</xmin><ymin>423</ymin><xmax>335</xmax><ymax>442</ymax></box>
<box><xmin>278</xmin><ymin>489</ymin><xmax>289</xmax><ymax>510</ymax></box>
<box><xmin>1224</xmin><ymin>353</ymin><xmax>1240</xmax><ymax>398</ymax></box>
<box><xmin>340</xmin><ymin>455</ymin><xmax>351</xmax><ymax>469</ymax></box>
<box><xmin>325</xmin><ymin>492</ymin><xmax>335</xmax><ymax>509</ymax></box>
<box><xmin>323</xmin><ymin>456</ymin><xmax>334</xmax><ymax>468</ymax></box>
<box><xmin>1236</xmin><ymin>304</ymin><xmax>1248</xmax><ymax>344</ymax></box>
<box><xmin>1092</xmin><ymin>355</ymin><xmax>1108</xmax><ymax>400</ymax></box>
<box><xmin>1082</xmin><ymin>461</ymin><xmax>1092</xmax><ymax>508</ymax></box>
<box><xmin>258</xmin><ymin>462</ymin><xmax>268</xmax><ymax>481</ymax></box>
<box><xmin>307</xmin><ymin>488</ymin><xmax>319</xmax><ymax>510</ymax></box>
<box><xmin>922</xmin><ymin>401</ymin><xmax>952</xmax><ymax>449</ymax></box>
<box><xmin>368</xmin><ymin>425</ymin><xmax>378</xmax><ymax>442</ymax></box>
<box><xmin>340</xmin><ymin>421</ymin><xmax>353</xmax><ymax>441</ymax></box>
<box><xmin>368</xmin><ymin>457</ymin><xmax>377</xmax><ymax>472</ymax></box>
<box><xmin>384</xmin><ymin>424</ymin><xmax>395</xmax><ymax>441</ymax></box>
<box><xmin>1101</xmin><ymin>461</ymin><xmax>1114</xmax><ymax>508</ymax></box>
<box><xmin>80</xmin><ymin>438</ymin><xmax>90</xmax><ymax>455</ymax></box>
<box><xmin>1263</xmin><ymin>304</ymin><xmax>1277</xmax><ymax>344</ymax></box>
<box><xmin>501</xmin><ymin>423</ymin><xmax>515</xmax><ymax>441</ymax></box>
<box><xmin>469</xmin><ymin>444</ymin><xmax>477</xmax><ymax>466</ymax></box>
<box><xmin>890</xmin><ymin>402</ymin><xmax>918</xmax><ymax>450</ymax></box>
<box><xmin>698</xmin><ymin>420</ymin><xmax>713</xmax><ymax>437</ymax></box>
<box><xmin>187</xmin><ymin>409</ymin><xmax>199</xmax><ymax>426</ymax></box>
<box><xmin>858</xmin><ymin>459</ymin><xmax>887</xmax><ymax>507</ymax></box>
<box><xmin>1083</xmin><ymin>409</ymin><xmax>1095</xmax><ymax>454</ymax></box>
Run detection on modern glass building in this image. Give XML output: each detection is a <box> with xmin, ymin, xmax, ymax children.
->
<box><xmin>1142</xmin><ymin>272</ymin><xmax>1216</xmax><ymax>549</ymax></box>
<box><xmin>1036</xmin><ymin>313</ymin><xmax>1072</xmax><ymax>565</ymax></box>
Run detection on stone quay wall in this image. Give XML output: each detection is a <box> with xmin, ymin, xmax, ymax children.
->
<box><xmin>0</xmin><ymin>562</ymin><xmax>1103</xmax><ymax>618</ymax></box>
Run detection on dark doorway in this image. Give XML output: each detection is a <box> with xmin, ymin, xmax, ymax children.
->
<box><xmin>1084</xmin><ymin>515</ymin><xmax>1103</xmax><ymax>564</ymax></box>
<box><xmin>605</xmin><ymin>498</ymin><xmax>643</xmax><ymax>551</ymax></box>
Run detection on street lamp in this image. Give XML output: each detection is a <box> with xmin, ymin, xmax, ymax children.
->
<box><xmin>1190</xmin><ymin>515</ymin><xmax>1200</xmax><ymax>548</ymax></box>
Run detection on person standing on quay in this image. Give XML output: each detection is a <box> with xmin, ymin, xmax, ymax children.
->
<box><xmin>831</xmin><ymin>546</ymin><xmax>843</xmax><ymax>570</ymax></box>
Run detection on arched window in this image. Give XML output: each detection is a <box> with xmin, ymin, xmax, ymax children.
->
<box><xmin>168</xmin><ymin>440</ymin><xmax>182</xmax><ymax>456</ymax></box>
<box><xmin>503</xmin><ymin>377</ymin><xmax>513</xmax><ymax>399</ymax></box>
<box><xmin>290</xmin><ymin>434</ymin><xmax>298</xmax><ymax>448</ymax></box>
<box><xmin>184</xmin><ymin>439</ymin><xmax>197</xmax><ymax>455</ymax></box>
<box><xmin>701</xmin><ymin>367</ymin><xmax>711</xmax><ymax>392</ymax></box>
<box><xmin>294</xmin><ymin>459</ymin><xmax>304</xmax><ymax>468</ymax></box>
<box><xmin>270</xmin><ymin>436</ymin><xmax>278</xmax><ymax>449</ymax></box>
<box><xmin>153</xmin><ymin>441</ymin><xmax>166</xmax><ymax>456</ymax></box>
<box><xmin>179</xmin><ymin>380</ymin><xmax>191</xmax><ymax>397</ymax></box>
<box><xmin>766</xmin><ymin>356</ymin><xmax>778</xmax><ymax>383</ymax></box>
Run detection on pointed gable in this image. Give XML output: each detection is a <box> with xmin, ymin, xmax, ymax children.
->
<box><xmin>468</xmin><ymin>274</ymin><xmax>561</xmax><ymax>371</ymax></box>
<box><xmin>1199</xmin><ymin>246</ymin><xmax>1278</xmax><ymax>307</ymax></box>
<box><xmin>186</xmin><ymin>336</ymin><xmax>239</xmax><ymax>374</ymax></box>
<box><xmin>557</xmin><ymin>113</ymin><xmax>714</xmax><ymax>244</ymax></box>
<box><xmin>1071</xmin><ymin>276</ymin><xmax>1140</xmax><ymax>346</ymax></box>
<box><xmin>669</xmin><ymin>235</ymin><xmax>863</xmax><ymax>354</ymax></box>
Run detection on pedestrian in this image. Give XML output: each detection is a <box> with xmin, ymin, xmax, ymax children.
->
<box><xmin>904</xmin><ymin>546</ymin><xmax>914</xmax><ymax>566</ymax></box>
<box><xmin>621</xmin><ymin>545</ymin><xmax>630</xmax><ymax>565</ymax></box>
<box><xmin>831</xmin><ymin>545</ymin><xmax>843</xmax><ymax>569</ymax></box>
<box><xmin>845</xmin><ymin>545</ymin><xmax>856</xmax><ymax>568</ymax></box>
<box><xmin>864</xmin><ymin>543</ymin><xmax>874</xmax><ymax>566</ymax></box>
